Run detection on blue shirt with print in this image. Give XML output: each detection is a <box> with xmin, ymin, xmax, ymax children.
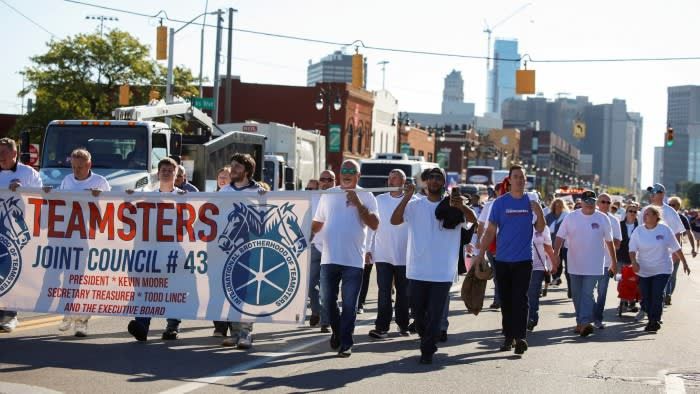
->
<box><xmin>488</xmin><ymin>193</ymin><xmax>534</xmax><ymax>263</ymax></box>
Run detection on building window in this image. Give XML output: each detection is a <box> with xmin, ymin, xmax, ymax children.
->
<box><xmin>346</xmin><ymin>122</ymin><xmax>354</xmax><ymax>153</ymax></box>
<box><xmin>418</xmin><ymin>150</ymin><xmax>424</xmax><ymax>157</ymax></box>
<box><xmin>357</xmin><ymin>122</ymin><xmax>364</xmax><ymax>154</ymax></box>
<box><xmin>428</xmin><ymin>152</ymin><xmax>434</xmax><ymax>162</ymax></box>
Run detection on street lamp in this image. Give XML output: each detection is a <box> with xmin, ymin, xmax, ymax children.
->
<box><xmin>315</xmin><ymin>84</ymin><xmax>343</xmax><ymax>156</ymax></box>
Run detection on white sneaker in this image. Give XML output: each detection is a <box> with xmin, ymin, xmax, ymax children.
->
<box><xmin>635</xmin><ymin>310</ymin><xmax>646</xmax><ymax>322</ymax></box>
<box><xmin>58</xmin><ymin>317</ymin><xmax>73</xmax><ymax>332</ymax></box>
<box><xmin>237</xmin><ymin>330</ymin><xmax>253</xmax><ymax>350</ymax></box>
<box><xmin>0</xmin><ymin>317</ymin><xmax>19</xmax><ymax>333</ymax></box>
<box><xmin>74</xmin><ymin>320</ymin><xmax>88</xmax><ymax>337</ymax></box>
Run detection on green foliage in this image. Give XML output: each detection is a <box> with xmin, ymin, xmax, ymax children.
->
<box><xmin>13</xmin><ymin>29</ymin><xmax>199</xmax><ymax>138</ymax></box>
<box><xmin>686</xmin><ymin>183</ymin><xmax>700</xmax><ymax>208</ymax></box>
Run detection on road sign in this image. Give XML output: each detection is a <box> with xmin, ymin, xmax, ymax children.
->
<box><xmin>28</xmin><ymin>144</ymin><xmax>39</xmax><ymax>167</ymax></box>
<box><xmin>191</xmin><ymin>97</ymin><xmax>215</xmax><ymax>110</ymax></box>
<box><xmin>573</xmin><ymin>121</ymin><xmax>586</xmax><ymax>139</ymax></box>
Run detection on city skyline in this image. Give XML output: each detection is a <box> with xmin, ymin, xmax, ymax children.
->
<box><xmin>2</xmin><ymin>0</ymin><xmax>700</xmax><ymax>189</ymax></box>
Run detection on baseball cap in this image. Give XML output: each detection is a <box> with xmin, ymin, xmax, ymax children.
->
<box><xmin>646</xmin><ymin>183</ymin><xmax>665</xmax><ymax>194</ymax></box>
<box><xmin>581</xmin><ymin>190</ymin><xmax>597</xmax><ymax>204</ymax></box>
<box><xmin>427</xmin><ymin>167</ymin><xmax>446</xmax><ymax>180</ymax></box>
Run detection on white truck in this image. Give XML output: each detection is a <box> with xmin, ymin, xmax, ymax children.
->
<box><xmin>22</xmin><ymin>101</ymin><xmax>266</xmax><ymax>191</ymax></box>
<box><xmin>358</xmin><ymin>153</ymin><xmax>439</xmax><ymax>191</ymax></box>
<box><xmin>219</xmin><ymin>121</ymin><xmax>326</xmax><ymax>191</ymax></box>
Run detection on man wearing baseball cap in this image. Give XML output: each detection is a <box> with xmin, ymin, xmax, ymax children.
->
<box><xmin>553</xmin><ymin>190</ymin><xmax>616</xmax><ymax>337</ymax></box>
<box><xmin>641</xmin><ymin>183</ymin><xmax>688</xmax><ymax>311</ymax></box>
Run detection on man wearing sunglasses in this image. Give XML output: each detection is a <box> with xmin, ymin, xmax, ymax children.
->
<box><xmin>308</xmin><ymin>170</ymin><xmax>336</xmax><ymax>332</ymax></box>
<box><xmin>312</xmin><ymin>161</ymin><xmax>378</xmax><ymax>358</ymax></box>
<box><xmin>641</xmin><ymin>184</ymin><xmax>687</xmax><ymax>311</ymax></box>
<box><xmin>592</xmin><ymin>193</ymin><xmax>622</xmax><ymax>329</ymax></box>
<box><xmin>391</xmin><ymin>167</ymin><xmax>477</xmax><ymax>364</ymax></box>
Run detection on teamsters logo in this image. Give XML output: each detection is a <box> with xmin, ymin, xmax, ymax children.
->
<box><xmin>218</xmin><ymin>202</ymin><xmax>308</xmax><ymax>317</ymax></box>
<box><xmin>0</xmin><ymin>197</ymin><xmax>31</xmax><ymax>297</ymax></box>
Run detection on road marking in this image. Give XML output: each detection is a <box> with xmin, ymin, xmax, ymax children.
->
<box><xmin>665</xmin><ymin>374</ymin><xmax>686</xmax><ymax>394</ymax></box>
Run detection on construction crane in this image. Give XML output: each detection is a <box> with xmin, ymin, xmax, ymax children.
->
<box><xmin>483</xmin><ymin>2</ymin><xmax>532</xmax><ymax>111</ymax></box>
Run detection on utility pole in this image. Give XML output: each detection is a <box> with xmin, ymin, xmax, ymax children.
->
<box><xmin>224</xmin><ymin>8</ymin><xmax>237</xmax><ymax>123</ymax></box>
<box><xmin>377</xmin><ymin>61</ymin><xmax>389</xmax><ymax>90</ymax></box>
<box><xmin>198</xmin><ymin>0</ymin><xmax>209</xmax><ymax>97</ymax></box>
<box><xmin>212</xmin><ymin>9</ymin><xmax>224</xmax><ymax>125</ymax></box>
<box><xmin>86</xmin><ymin>15</ymin><xmax>118</xmax><ymax>37</ymax></box>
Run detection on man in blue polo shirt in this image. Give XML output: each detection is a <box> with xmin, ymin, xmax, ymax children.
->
<box><xmin>472</xmin><ymin>165</ymin><xmax>547</xmax><ymax>356</ymax></box>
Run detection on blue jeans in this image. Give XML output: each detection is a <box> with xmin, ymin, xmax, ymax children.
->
<box><xmin>593</xmin><ymin>270</ymin><xmax>611</xmax><ymax>323</ymax></box>
<box><xmin>569</xmin><ymin>274</ymin><xmax>599</xmax><ymax>325</ymax></box>
<box><xmin>321</xmin><ymin>263</ymin><xmax>363</xmax><ymax>351</ymax></box>
<box><xmin>0</xmin><ymin>310</ymin><xmax>17</xmax><ymax>322</ymax></box>
<box><xmin>409</xmin><ymin>279</ymin><xmax>451</xmax><ymax>356</ymax></box>
<box><xmin>441</xmin><ymin>291</ymin><xmax>450</xmax><ymax>331</ymax></box>
<box><xmin>664</xmin><ymin>261</ymin><xmax>680</xmax><ymax>296</ymax></box>
<box><xmin>487</xmin><ymin>251</ymin><xmax>500</xmax><ymax>305</ymax></box>
<box><xmin>527</xmin><ymin>270</ymin><xmax>546</xmax><ymax>325</ymax></box>
<box><xmin>308</xmin><ymin>245</ymin><xmax>328</xmax><ymax>324</ymax></box>
<box><xmin>135</xmin><ymin>317</ymin><xmax>181</xmax><ymax>333</ymax></box>
<box><xmin>374</xmin><ymin>263</ymin><xmax>409</xmax><ymax>331</ymax></box>
<box><xmin>639</xmin><ymin>274</ymin><xmax>670</xmax><ymax>323</ymax></box>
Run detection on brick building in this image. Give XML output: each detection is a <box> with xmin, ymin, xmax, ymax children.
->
<box><xmin>398</xmin><ymin>126</ymin><xmax>435</xmax><ymax>162</ymax></box>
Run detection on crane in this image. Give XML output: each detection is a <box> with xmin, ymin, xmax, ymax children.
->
<box><xmin>483</xmin><ymin>3</ymin><xmax>532</xmax><ymax>111</ymax></box>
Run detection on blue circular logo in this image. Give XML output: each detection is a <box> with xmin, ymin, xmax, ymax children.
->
<box><xmin>0</xmin><ymin>234</ymin><xmax>22</xmax><ymax>298</ymax></box>
<box><xmin>222</xmin><ymin>239</ymin><xmax>300</xmax><ymax>317</ymax></box>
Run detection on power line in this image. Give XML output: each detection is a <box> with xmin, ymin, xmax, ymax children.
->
<box><xmin>64</xmin><ymin>0</ymin><xmax>700</xmax><ymax>65</ymax></box>
<box><xmin>2</xmin><ymin>0</ymin><xmax>57</xmax><ymax>38</ymax></box>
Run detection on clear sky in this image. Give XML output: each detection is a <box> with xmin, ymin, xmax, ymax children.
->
<box><xmin>3</xmin><ymin>0</ymin><xmax>700</xmax><ymax>189</ymax></box>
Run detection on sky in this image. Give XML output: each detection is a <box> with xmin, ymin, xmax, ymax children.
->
<box><xmin>2</xmin><ymin>0</ymin><xmax>700</xmax><ymax>189</ymax></box>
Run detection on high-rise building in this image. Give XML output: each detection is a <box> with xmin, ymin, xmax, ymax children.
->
<box><xmin>307</xmin><ymin>50</ymin><xmax>367</xmax><ymax>87</ymax></box>
<box><xmin>442</xmin><ymin>70</ymin><xmax>473</xmax><ymax>115</ymax></box>
<box><xmin>663</xmin><ymin>85</ymin><xmax>700</xmax><ymax>193</ymax></box>
<box><xmin>654</xmin><ymin>146</ymin><xmax>664</xmax><ymax>185</ymax></box>
<box><xmin>488</xmin><ymin>39</ymin><xmax>520</xmax><ymax>114</ymax></box>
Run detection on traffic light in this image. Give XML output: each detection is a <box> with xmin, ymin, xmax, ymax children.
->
<box><xmin>666</xmin><ymin>126</ymin><xmax>674</xmax><ymax>147</ymax></box>
<box><xmin>156</xmin><ymin>26</ymin><xmax>168</xmax><ymax>60</ymax></box>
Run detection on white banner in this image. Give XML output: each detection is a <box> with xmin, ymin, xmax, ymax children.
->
<box><xmin>0</xmin><ymin>189</ymin><xmax>312</xmax><ymax>324</ymax></box>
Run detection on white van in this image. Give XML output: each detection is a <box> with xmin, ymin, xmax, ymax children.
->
<box><xmin>359</xmin><ymin>158</ymin><xmax>439</xmax><ymax>191</ymax></box>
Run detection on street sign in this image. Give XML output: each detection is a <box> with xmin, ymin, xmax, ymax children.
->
<box><xmin>573</xmin><ymin>121</ymin><xmax>586</xmax><ymax>139</ymax></box>
<box><xmin>329</xmin><ymin>124</ymin><xmax>341</xmax><ymax>152</ymax></box>
<box><xmin>28</xmin><ymin>144</ymin><xmax>39</xmax><ymax>167</ymax></box>
<box><xmin>400</xmin><ymin>143</ymin><xmax>411</xmax><ymax>154</ymax></box>
<box><xmin>191</xmin><ymin>97</ymin><xmax>215</xmax><ymax>110</ymax></box>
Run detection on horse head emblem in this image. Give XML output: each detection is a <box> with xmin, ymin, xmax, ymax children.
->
<box><xmin>0</xmin><ymin>197</ymin><xmax>30</xmax><ymax>248</ymax></box>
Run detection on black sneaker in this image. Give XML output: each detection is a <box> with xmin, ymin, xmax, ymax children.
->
<box><xmin>419</xmin><ymin>353</ymin><xmax>433</xmax><ymax>364</ymax></box>
<box><xmin>398</xmin><ymin>327</ymin><xmax>411</xmax><ymax>336</ymax></box>
<box><xmin>499</xmin><ymin>338</ymin><xmax>514</xmax><ymax>351</ymax></box>
<box><xmin>439</xmin><ymin>330</ymin><xmax>448</xmax><ymax>342</ymax></box>
<box><xmin>407</xmin><ymin>321</ymin><xmax>417</xmax><ymax>334</ymax></box>
<box><xmin>162</xmin><ymin>327</ymin><xmax>178</xmax><ymax>340</ymax></box>
<box><xmin>490</xmin><ymin>302</ymin><xmax>501</xmax><ymax>309</ymax></box>
<box><xmin>320</xmin><ymin>325</ymin><xmax>330</xmax><ymax>333</ymax></box>
<box><xmin>330</xmin><ymin>332</ymin><xmax>340</xmax><ymax>350</ymax></box>
<box><xmin>309</xmin><ymin>315</ymin><xmax>320</xmax><ymax>327</ymax></box>
<box><xmin>369</xmin><ymin>329</ymin><xmax>388</xmax><ymax>339</ymax></box>
<box><xmin>338</xmin><ymin>346</ymin><xmax>352</xmax><ymax>358</ymax></box>
<box><xmin>527</xmin><ymin>321</ymin><xmax>537</xmax><ymax>331</ymax></box>
<box><xmin>514</xmin><ymin>339</ymin><xmax>528</xmax><ymax>355</ymax></box>
<box><xmin>128</xmin><ymin>320</ymin><xmax>148</xmax><ymax>342</ymax></box>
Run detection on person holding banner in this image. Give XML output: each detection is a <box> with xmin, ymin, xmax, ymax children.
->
<box><xmin>217</xmin><ymin>153</ymin><xmax>266</xmax><ymax>349</ymax></box>
<box><xmin>49</xmin><ymin>148</ymin><xmax>111</xmax><ymax>337</ymax></box>
<box><xmin>312</xmin><ymin>159</ymin><xmax>379</xmax><ymax>358</ymax></box>
<box><xmin>127</xmin><ymin>157</ymin><xmax>186</xmax><ymax>342</ymax></box>
<box><xmin>0</xmin><ymin>137</ymin><xmax>42</xmax><ymax>333</ymax></box>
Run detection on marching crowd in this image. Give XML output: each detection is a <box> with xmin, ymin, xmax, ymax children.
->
<box><xmin>0</xmin><ymin>137</ymin><xmax>694</xmax><ymax>365</ymax></box>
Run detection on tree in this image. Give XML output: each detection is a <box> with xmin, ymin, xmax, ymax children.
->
<box><xmin>687</xmin><ymin>183</ymin><xmax>700</xmax><ymax>208</ymax></box>
<box><xmin>13</xmin><ymin>30</ymin><xmax>199</xmax><ymax>137</ymax></box>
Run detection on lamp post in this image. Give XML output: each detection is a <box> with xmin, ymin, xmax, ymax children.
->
<box><xmin>460</xmin><ymin>144</ymin><xmax>466</xmax><ymax>183</ymax></box>
<box><xmin>315</xmin><ymin>84</ymin><xmax>342</xmax><ymax>161</ymax></box>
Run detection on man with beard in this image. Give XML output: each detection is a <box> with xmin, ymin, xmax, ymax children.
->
<box><xmin>312</xmin><ymin>160</ymin><xmax>379</xmax><ymax>357</ymax></box>
<box><xmin>391</xmin><ymin>167</ymin><xmax>476</xmax><ymax>364</ymax></box>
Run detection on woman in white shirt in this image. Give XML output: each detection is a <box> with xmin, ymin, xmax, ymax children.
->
<box><xmin>629</xmin><ymin>206</ymin><xmax>690</xmax><ymax>332</ymax></box>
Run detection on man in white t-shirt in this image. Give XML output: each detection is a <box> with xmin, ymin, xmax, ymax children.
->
<box><xmin>592</xmin><ymin>193</ymin><xmax>622</xmax><ymax>329</ymax></box>
<box><xmin>391</xmin><ymin>167</ymin><xmax>476</xmax><ymax>364</ymax></box>
<box><xmin>554</xmin><ymin>190</ymin><xmax>616</xmax><ymax>338</ymax></box>
<box><xmin>368</xmin><ymin>169</ymin><xmax>416</xmax><ymax>339</ymax></box>
<box><xmin>0</xmin><ymin>137</ymin><xmax>42</xmax><ymax>333</ymax></box>
<box><xmin>127</xmin><ymin>158</ymin><xmax>185</xmax><ymax>342</ymax></box>
<box><xmin>54</xmin><ymin>148</ymin><xmax>111</xmax><ymax>337</ymax></box>
<box><xmin>312</xmin><ymin>160</ymin><xmax>379</xmax><ymax>358</ymax></box>
<box><xmin>308</xmin><ymin>169</ymin><xmax>336</xmax><ymax>332</ymax></box>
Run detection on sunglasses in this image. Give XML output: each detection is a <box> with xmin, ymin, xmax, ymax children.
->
<box><xmin>628</xmin><ymin>211</ymin><xmax>638</xmax><ymax>214</ymax></box>
<box><xmin>599</xmin><ymin>200</ymin><xmax>611</xmax><ymax>204</ymax></box>
<box><xmin>319</xmin><ymin>177</ymin><xmax>335</xmax><ymax>182</ymax></box>
<box><xmin>340</xmin><ymin>168</ymin><xmax>358</xmax><ymax>175</ymax></box>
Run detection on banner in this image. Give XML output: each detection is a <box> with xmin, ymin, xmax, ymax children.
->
<box><xmin>0</xmin><ymin>190</ymin><xmax>312</xmax><ymax>324</ymax></box>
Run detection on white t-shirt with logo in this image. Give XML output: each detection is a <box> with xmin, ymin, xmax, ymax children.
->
<box><xmin>0</xmin><ymin>162</ymin><xmax>42</xmax><ymax>188</ymax></box>
<box><xmin>557</xmin><ymin>210</ymin><xmax>613</xmax><ymax>276</ymax></box>
<box><xmin>629</xmin><ymin>223</ymin><xmax>681</xmax><ymax>277</ymax></box>
<box><xmin>372</xmin><ymin>192</ymin><xmax>416</xmax><ymax>266</ymax></box>
<box><xmin>60</xmin><ymin>172</ymin><xmax>111</xmax><ymax>191</ymax></box>
<box><xmin>313</xmin><ymin>187</ymin><xmax>378</xmax><ymax>268</ymax></box>
<box><xmin>310</xmin><ymin>193</ymin><xmax>326</xmax><ymax>252</ymax></box>
<box><xmin>404</xmin><ymin>197</ymin><xmax>462</xmax><ymax>282</ymax></box>
<box><xmin>603</xmin><ymin>211</ymin><xmax>622</xmax><ymax>268</ymax></box>
<box><xmin>642</xmin><ymin>203</ymin><xmax>685</xmax><ymax>235</ymax></box>
<box><xmin>532</xmin><ymin>225</ymin><xmax>552</xmax><ymax>271</ymax></box>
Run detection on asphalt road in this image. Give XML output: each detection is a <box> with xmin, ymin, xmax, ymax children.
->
<box><xmin>1</xmin><ymin>251</ymin><xmax>699</xmax><ymax>394</ymax></box>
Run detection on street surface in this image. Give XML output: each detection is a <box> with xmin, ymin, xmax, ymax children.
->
<box><xmin>1</xmin><ymin>248</ymin><xmax>699</xmax><ymax>394</ymax></box>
